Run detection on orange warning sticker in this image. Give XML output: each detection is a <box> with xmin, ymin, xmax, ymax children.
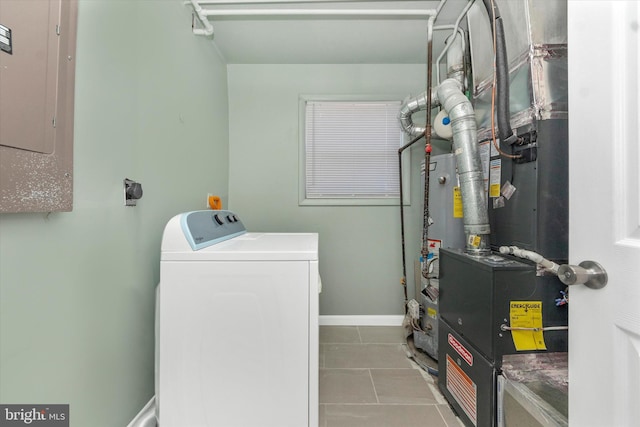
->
<box><xmin>446</xmin><ymin>354</ymin><xmax>477</xmax><ymax>426</ymax></box>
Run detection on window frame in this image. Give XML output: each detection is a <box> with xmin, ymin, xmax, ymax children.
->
<box><xmin>298</xmin><ymin>94</ymin><xmax>411</xmax><ymax>207</ymax></box>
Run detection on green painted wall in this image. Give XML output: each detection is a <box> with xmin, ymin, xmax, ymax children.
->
<box><xmin>0</xmin><ymin>1</ymin><xmax>228</xmax><ymax>426</ymax></box>
<box><xmin>227</xmin><ymin>64</ymin><xmax>441</xmax><ymax>316</ymax></box>
<box><xmin>0</xmin><ymin>4</ymin><xmax>450</xmax><ymax>423</ymax></box>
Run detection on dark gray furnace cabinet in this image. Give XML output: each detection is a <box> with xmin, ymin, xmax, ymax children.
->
<box><xmin>438</xmin><ymin>249</ymin><xmax>568</xmax><ymax>427</ymax></box>
<box><xmin>0</xmin><ymin>0</ymin><xmax>78</xmax><ymax>213</ymax></box>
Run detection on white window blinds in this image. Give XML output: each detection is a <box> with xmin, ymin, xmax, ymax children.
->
<box><xmin>304</xmin><ymin>100</ymin><xmax>403</xmax><ymax>200</ymax></box>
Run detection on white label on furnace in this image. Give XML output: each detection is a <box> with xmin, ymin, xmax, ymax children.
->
<box><xmin>479</xmin><ymin>141</ymin><xmax>491</xmax><ymax>193</ymax></box>
<box><xmin>446</xmin><ymin>355</ymin><xmax>478</xmax><ymax>426</ymax></box>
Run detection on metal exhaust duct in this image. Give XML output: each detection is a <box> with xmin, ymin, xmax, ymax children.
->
<box><xmin>445</xmin><ymin>33</ymin><xmax>465</xmax><ymax>87</ymax></box>
<box><xmin>436</xmin><ymin>79</ymin><xmax>490</xmax><ymax>254</ymax></box>
<box><xmin>398</xmin><ymin>21</ymin><xmax>490</xmax><ymax>254</ymax></box>
<box><xmin>398</xmin><ymin>88</ymin><xmax>439</xmax><ymax>138</ymax></box>
<box><xmin>398</xmin><ymin>78</ymin><xmax>491</xmax><ymax>254</ymax></box>
<box><xmin>397</xmin><ymin>28</ymin><xmax>465</xmax><ymax>138</ymax></box>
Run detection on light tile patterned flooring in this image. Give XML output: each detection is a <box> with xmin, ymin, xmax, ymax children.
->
<box><xmin>319</xmin><ymin>325</ymin><xmax>463</xmax><ymax>427</ymax></box>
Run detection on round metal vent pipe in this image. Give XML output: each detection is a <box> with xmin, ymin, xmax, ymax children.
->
<box><xmin>445</xmin><ymin>33</ymin><xmax>465</xmax><ymax>86</ymax></box>
<box><xmin>398</xmin><ymin>28</ymin><xmax>465</xmax><ymax>138</ymax></box>
<box><xmin>436</xmin><ymin>79</ymin><xmax>491</xmax><ymax>254</ymax></box>
<box><xmin>398</xmin><ymin>88</ymin><xmax>440</xmax><ymax>138</ymax></box>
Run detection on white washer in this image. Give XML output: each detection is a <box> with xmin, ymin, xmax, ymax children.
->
<box><xmin>156</xmin><ymin>210</ymin><xmax>319</xmax><ymax>427</ymax></box>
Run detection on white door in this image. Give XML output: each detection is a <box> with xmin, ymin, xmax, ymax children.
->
<box><xmin>568</xmin><ymin>1</ymin><xmax>640</xmax><ymax>426</ymax></box>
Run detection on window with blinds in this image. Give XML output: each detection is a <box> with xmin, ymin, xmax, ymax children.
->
<box><xmin>301</xmin><ymin>99</ymin><xmax>407</xmax><ymax>205</ymax></box>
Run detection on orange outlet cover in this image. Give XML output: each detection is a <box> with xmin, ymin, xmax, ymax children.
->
<box><xmin>208</xmin><ymin>195</ymin><xmax>222</xmax><ymax>210</ymax></box>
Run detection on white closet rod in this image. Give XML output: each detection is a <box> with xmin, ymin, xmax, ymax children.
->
<box><xmin>188</xmin><ymin>0</ymin><xmax>444</xmax><ymax>36</ymax></box>
<box><xmin>200</xmin><ymin>8</ymin><xmax>437</xmax><ymax>17</ymax></box>
<box><xmin>197</xmin><ymin>0</ymin><xmax>428</xmax><ymax>3</ymax></box>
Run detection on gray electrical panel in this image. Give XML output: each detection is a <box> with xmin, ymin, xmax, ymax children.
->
<box><xmin>0</xmin><ymin>0</ymin><xmax>78</xmax><ymax>213</ymax></box>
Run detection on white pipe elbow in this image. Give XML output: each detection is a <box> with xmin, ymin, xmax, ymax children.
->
<box><xmin>499</xmin><ymin>246</ymin><xmax>560</xmax><ymax>275</ymax></box>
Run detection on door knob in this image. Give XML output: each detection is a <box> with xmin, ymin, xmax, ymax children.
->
<box><xmin>557</xmin><ymin>261</ymin><xmax>608</xmax><ymax>289</ymax></box>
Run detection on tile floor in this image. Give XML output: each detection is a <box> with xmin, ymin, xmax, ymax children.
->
<box><xmin>319</xmin><ymin>325</ymin><xmax>462</xmax><ymax>427</ymax></box>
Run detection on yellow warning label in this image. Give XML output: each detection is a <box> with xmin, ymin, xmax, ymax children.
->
<box><xmin>509</xmin><ymin>301</ymin><xmax>547</xmax><ymax>351</ymax></box>
<box><xmin>453</xmin><ymin>187</ymin><xmax>463</xmax><ymax>218</ymax></box>
<box><xmin>489</xmin><ymin>158</ymin><xmax>501</xmax><ymax>198</ymax></box>
<box><xmin>467</xmin><ymin>235</ymin><xmax>481</xmax><ymax>248</ymax></box>
<box><xmin>427</xmin><ymin>307</ymin><xmax>437</xmax><ymax>319</ymax></box>
<box><xmin>490</xmin><ymin>183</ymin><xmax>501</xmax><ymax>198</ymax></box>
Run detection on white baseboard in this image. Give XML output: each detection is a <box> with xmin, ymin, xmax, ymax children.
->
<box><xmin>319</xmin><ymin>315</ymin><xmax>404</xmax><ymax>326</ymax></box>
<box><xmin>126</xmin><ymin>396</ymin><xmax>156</xmax><ymax>427</ymax></box>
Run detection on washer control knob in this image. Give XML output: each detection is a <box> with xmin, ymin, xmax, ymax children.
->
<box><xmin>213</xmin><ymin>214</ymin><xmax>224</xmax><ymax>225</ymax></box>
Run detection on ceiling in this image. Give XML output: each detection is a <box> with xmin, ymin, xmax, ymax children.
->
<box><xmin>189</xmin><ymin>0</ymin><xmax>472</xmax><ymax>64</ymax></box>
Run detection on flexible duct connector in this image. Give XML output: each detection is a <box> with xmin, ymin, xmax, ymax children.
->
<box><xmin>398</xmin><ymin>88</ymin><xmax>439</xmax><ymax>137</ymax></box>
<box><xmin>399</xmin><ymin>29</ymin><xmax>466</xmax><ymax>138</ymax></box>
<box><xmin>437</xmin><ymin>79</ymin><xmax>490</xmax><ymax>254</ymax></box>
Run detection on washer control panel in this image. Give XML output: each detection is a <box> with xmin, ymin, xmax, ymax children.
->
<box><xmin>180</xmin><ymin>210</ymin><xmax>246</xmax><ymax>250</ymax></box>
